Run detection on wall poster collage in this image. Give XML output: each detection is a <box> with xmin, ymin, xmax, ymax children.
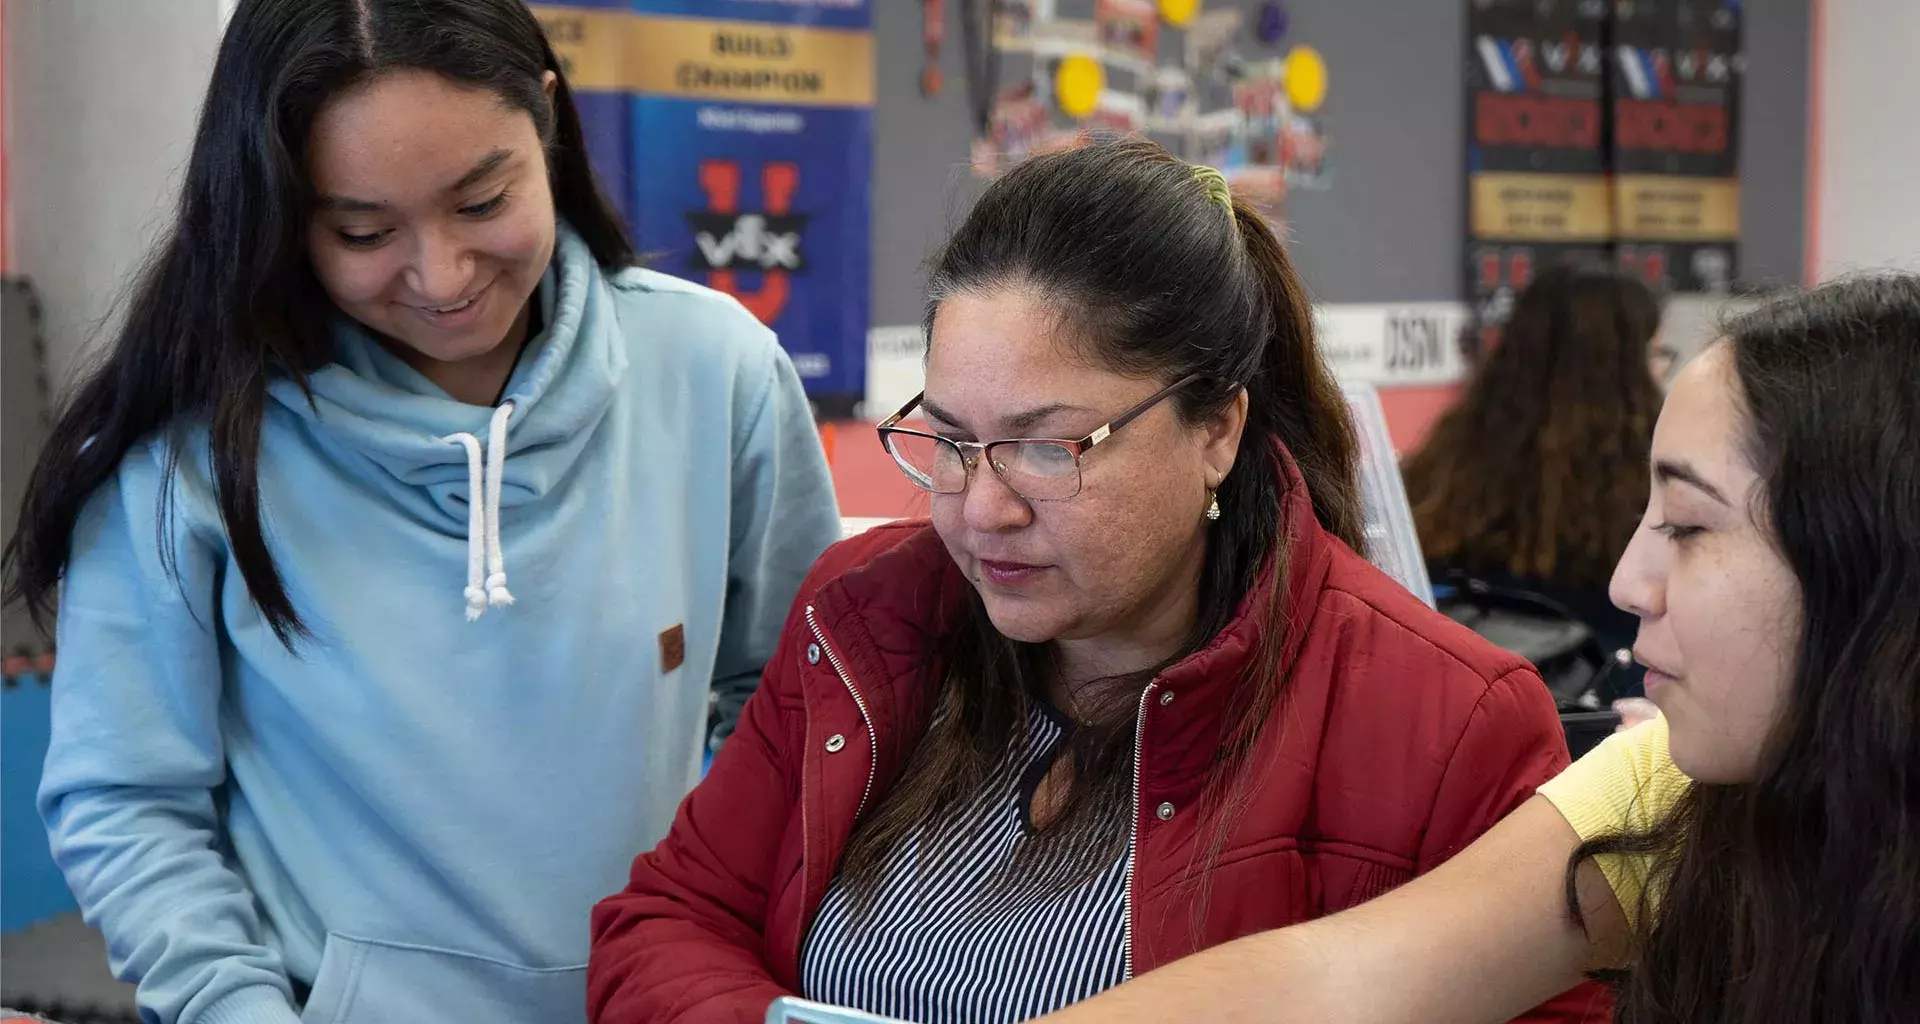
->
<box><xmin>975</xmin><ymin>0</ymin><xmax>1333</xmax><ymax>212</ymax></box>
<box><xmin>1466</xmin><ymin>0</ymin><xmax>1742</xmax><ymax>342</ymax></box>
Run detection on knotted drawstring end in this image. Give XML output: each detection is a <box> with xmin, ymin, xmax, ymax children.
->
<box><xmin>486</xmin><ymin>572</ymin><xmax>515</xmax><ymax>609</ymax></box>
<box><xmin>465</xmin><ymin>586</ymin><xmax>489</xmax><ymax>621</ymax></box>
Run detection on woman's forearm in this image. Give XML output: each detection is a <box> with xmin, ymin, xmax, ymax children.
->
<box><xmin>1038</xmin><ymin>925</ymin><xmax>1342</xmax><ymax>1024</ymax></box>
<box><xmin>1041</xmin><ymin>797</ymin><xmax>1616</xmax><ymax>1024</ymax></box>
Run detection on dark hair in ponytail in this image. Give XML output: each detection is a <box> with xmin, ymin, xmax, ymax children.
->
<box><xmin>2</xmin><ymin>0</ymin><xmax>632</xmax><ymax>647</ymax></box>
<box><xmin>839</xmin><ymin>137</ymin><xmax>1362</xmax><ymax>907</ymax></box>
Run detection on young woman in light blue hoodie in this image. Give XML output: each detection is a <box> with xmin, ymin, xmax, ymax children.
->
<box><xmin>1</xmin><ymin>2</ymin><xmax>840</xmax><ymax>1022</ymax></box>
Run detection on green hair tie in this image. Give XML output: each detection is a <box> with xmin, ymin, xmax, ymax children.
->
<box><xmin>1190</xmin><ymin>164</ymin><xmax>1236</xmax><ymax>223</ymax></box>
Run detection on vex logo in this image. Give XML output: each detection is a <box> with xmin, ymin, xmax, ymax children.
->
<box><xmin>688</xmin><ymin>159</ymin><xmax>807</xmax><ymax>323</ymax></box>
<box><xmin>693</xmin><ymin>215</ymin><xmax>803</xmax><ymax>270</ymax></box>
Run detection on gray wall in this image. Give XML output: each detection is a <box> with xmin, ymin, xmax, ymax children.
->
<box><xmin>869</xmin><ymin>2</ymin><xmax>989</xmax><ymax>329</ymax></box>
<box><xmin>1741</xmin><ymin>0</ymin><xmax>1813</xmax><ymax>289</ymax></box>
<box><xmin>872</xmin><ymin>0</ymin><xmax>1810</xmax><ymax>325</ymax></box>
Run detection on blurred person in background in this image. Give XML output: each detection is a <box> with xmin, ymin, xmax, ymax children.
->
<box><xmin>1402</xmin><ymin>264</ymin><xmax>1666</xmax><ymax>694</ymax></box>
<box><xmin>2</xmin><ymin>1</ymin><xmax>837</xmax><ymax>1022</ymax></box>
<box><xmin>1039</xmin><ymin>275</ymin><xmax>1920</xmax><ymax>1024</ymax></box>
<box><xmin>588</xmin><ymin>139</ymin><xmax>1597</xmax><ymax>1024</ymax></box>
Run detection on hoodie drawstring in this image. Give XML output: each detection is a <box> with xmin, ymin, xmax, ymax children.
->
<box><xmin>443</xmin><ymin>401</ymin><xmax>516</xmax><ymax>621</ymax></box>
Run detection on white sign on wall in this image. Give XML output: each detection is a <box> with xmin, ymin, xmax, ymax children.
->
<box><xmin>862</xmin><ymin>324</ymin><xmax>930</xmax><ymax>420</ymax></box>
<box><xmin>863</xmin><ymin>302</ymin><xmax>1475</xmax><ymax>418</ymax></box>
<box><xmin>1313</xmin><ymin>302</ymin><xmax>1474</xmax><ymax>387</ymax></box>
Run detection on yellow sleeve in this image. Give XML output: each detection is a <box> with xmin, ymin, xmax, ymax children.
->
<box><xmin>1537</xmin><ymin>716</ymin><xmax>1690</xmax><ymax>916</ymax></box>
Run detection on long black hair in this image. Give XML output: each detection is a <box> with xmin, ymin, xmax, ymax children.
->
<box><xmin>2</xmin><ymin>0</ymin><xmax>633</xmax><ymax>647</ymax></box>
<box><xmin>839</xmin><ymin>138</ymin><xmax>1364</xmax><ymax>904</ymax></box>
<box><xmin>1567</xmin><ymin>276</ymin><xmax>1920</xmax><ymax>1022</ymax></box>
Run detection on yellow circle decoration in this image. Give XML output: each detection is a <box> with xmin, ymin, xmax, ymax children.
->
<box><xmin>1282</xmin><ymin>44</ymin><xmax>1328</xmax><ymax>113</ymax></box>
<box><xmin>1055</xmin><ymin>54</ymin><xmax>1105</xmax><ymax>119</ymax></box>
<box><xmin>1158</xmin><ymin>0</ymin><xmax>1201</xmax><ymax>27</ymax></box>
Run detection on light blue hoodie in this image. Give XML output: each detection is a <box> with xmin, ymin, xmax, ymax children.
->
<box><xmin>37</xmin><ymin>226</ymin><xmax>840</xmax><ymax>1024</ymax></box>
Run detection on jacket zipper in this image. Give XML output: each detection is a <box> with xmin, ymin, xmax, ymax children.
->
<box><xmin>805</xmin><ymin>605</ymin><xmax>877</xmax><ymax>819</ymax></box>
<box><xmin>793</xmin><ymin>604</ymin><xmax>879</xmax><ymax>976</ymax></box>
<box><xmin>1124</xmin><ymin>680</ymin><xmax>1156</xmax><ymax>982</ymax></box>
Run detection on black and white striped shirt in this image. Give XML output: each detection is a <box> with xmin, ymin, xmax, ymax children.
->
<box><xmin>800</xmin><ymin>703</ymin><xmax>1132</xmax><ymax>1023</ymax></box>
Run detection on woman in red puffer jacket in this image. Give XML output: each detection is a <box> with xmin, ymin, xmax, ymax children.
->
<box><xmin>589</xmin><ymin>139</ymin><xmax>1604</xmax><ymax>1024</ymax></box>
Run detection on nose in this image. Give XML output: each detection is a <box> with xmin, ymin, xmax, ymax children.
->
<box><xmin>959</xmin><ymin>449</ymin><xmax>1033</xmax><ymax>533</ymax></box>
<box><xmin>404</xmin><ymin>225</ymin><xmax>475</xmax><ymax>304</ymax></box>
<box><xmin>1609</xmin><ymin>521</ymin><xmax>1666</xmax><ymax>621</ymax></box>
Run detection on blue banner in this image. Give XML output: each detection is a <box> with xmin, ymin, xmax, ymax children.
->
<box><xmin>533</xmin><ymin>1</ymin><xmax>873</xmax><ymax>415</ymax></box>
<box><xmin>629</xmin><ymin>97</ymin><xmax>871</xmax><ymax>407</ymax></box>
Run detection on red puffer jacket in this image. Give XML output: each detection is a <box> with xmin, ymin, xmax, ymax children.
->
<box><xmin>590</xmin><ymin>460</ymin><xmax>1607</xmax><ymax>1023</ymax></box>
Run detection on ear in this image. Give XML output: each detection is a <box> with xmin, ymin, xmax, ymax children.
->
<box><xmin>542</xmin><ymin>70</ymin><xmax>559</xmax><ymax>107</ymax></box>
<box><xmin>1201</xmin><ymin>388</ymin><xmax>1250</xmax><ymax>487</ymax></box>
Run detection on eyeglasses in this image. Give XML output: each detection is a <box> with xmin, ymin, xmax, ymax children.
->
<box><xmin>876</xmin><ymin>374</ymin><xmax>1200</xmax><ymax>501</ymax></box>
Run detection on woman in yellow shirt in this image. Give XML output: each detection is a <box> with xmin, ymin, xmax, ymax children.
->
<box><xmin>1040</xmin><ymin>275</ymin><xmax>1920</xmax><ymax>1024</ymax></box>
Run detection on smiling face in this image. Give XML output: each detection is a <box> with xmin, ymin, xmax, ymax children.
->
<box><xmin>922</xmin><ymin>285</ymin><xmax>1246</xmax><ymax>679</ymax></box>
<box><xmin>305</xmin><ymin>70</ymin><xmax>556</xmax><ymax>393</ymax></box>
<box><xmin>1609</xmin><ymin>344</ymin><xmax>1802</xmax><ymax>782</ymax></box>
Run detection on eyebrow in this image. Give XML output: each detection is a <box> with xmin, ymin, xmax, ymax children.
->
<box><xmin>1654</xmin><ymin>458</ymin><xmax>1732</xmax><ymax>506</ymax></box>
<box><xmin>920</xmin><ymin>397</ymin><xmax>1090</xmax><ymax>437</ymax></box>
<box><xmin>315</xmin><ymin>148</ymin><xmax>515</xmax><ymax>213</ymax></box>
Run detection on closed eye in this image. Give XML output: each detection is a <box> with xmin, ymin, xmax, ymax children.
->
<box><xmin>458</xmin><ymin>190</ymin><xmax>510</xmax><ymax>218</ymax></box>
<box><xmin>1652</xmin><ymin>522</ymin><xmax>1704</xmax><ymax>541</ymax></box>
<box><xmin>338</xmin><ymin>229</ymin><xmax>388</xmax><ymax>249</ymax></box>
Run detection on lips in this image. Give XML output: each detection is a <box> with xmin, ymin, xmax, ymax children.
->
<box><xmin>1634</xmin><ymin>649</ymin><xmax>1681</xmax><ymax>696</ymax></box>
<box><xmin>407</xmin><ymin>281</ymin><xmax>491</xmax><ymax>330</ymax></box>
<box><xmin>1632</xmin><ymin>649</ymin><xmax>1679</xmax><ymax>678</ymax></box>
<box><xmin>978</xmin><ymin>557</ymin><xmax>1051</xmax><ymax>587</ymax></box>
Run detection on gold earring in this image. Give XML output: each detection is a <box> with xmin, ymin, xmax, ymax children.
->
<box><xmin>1206</xmin><ymin>491</ymin><xmax>1222</xmax><ymax>521</ymax></box>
